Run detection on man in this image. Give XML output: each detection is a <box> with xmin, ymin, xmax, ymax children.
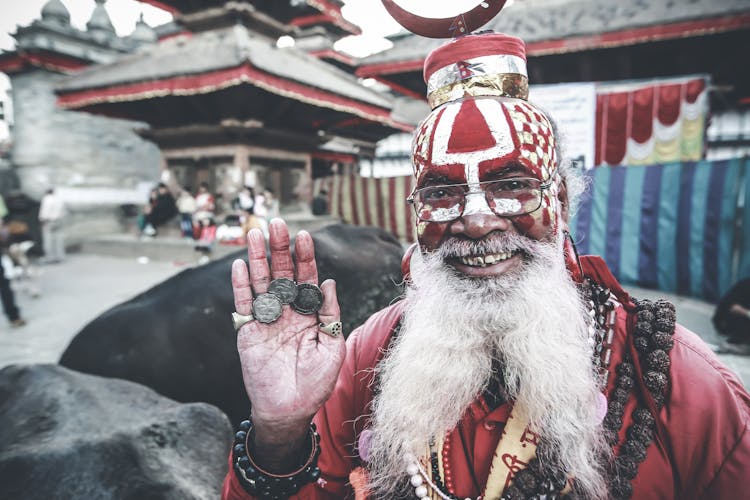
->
<box><xmin>0</xmin><ymin>193</ymin><xmax>26</xmax><ymax>327</ymax></box>
<box><xmin>143</xmin><ymin>183</ymin><xmax>178</xmax><ymax>236</ymax></box>
<box><xmin>223</xmin><ymin>33</ymin><xmax>749</xmax><ymax>499</ymax></box>
<box><xmin>38</xmin><ymin>187</ymin><xmax>66</xmax><ymax>263</ymax></box>
<box><xmin>713</xmin><ymin>278</ymin><xmax>750</xmax><ymax>347</ymax></box>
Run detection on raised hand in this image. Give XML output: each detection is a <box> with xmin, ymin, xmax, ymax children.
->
<box><xmin>231</xmin><ymin>219</ymin><xmax>346</xmax><ymax>451</ymax></box>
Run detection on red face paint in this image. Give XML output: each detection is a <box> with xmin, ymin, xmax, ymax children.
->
<box><xmin>412</xmin><ymin>97</ymin><xmax>561</xmax><ymax>257</ymax></box>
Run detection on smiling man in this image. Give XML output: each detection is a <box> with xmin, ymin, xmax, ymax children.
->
<box><xmin>222</xmin><ymin>32</ymin><xmax>749</xmax><ymax>500</ymax></box>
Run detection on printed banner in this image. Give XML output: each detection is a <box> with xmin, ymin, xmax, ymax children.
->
<box><xmin>530</xmin><ymin>82</ymin><xmax>597</xmax><ymax>169</ymax></box>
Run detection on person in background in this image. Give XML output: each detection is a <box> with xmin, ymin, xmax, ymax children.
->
<box><xmin>176</xmin><ymin>186</ymin><xmax>197</xmax><ymax>239</ymax></box>
<box><xmin>0</xmin><ymin>193</ymin><xmax>26</xmax><ymax>327</ymax></box>
<box><xmin>194</xmin><ymin>215</ymin><xmax>217</xmax><ymax>265</ymax></box>
<box><xmin>38</xmin><ymin>187</ymin><xmax>66</xmax><ymax>263</ymax></box>
<box><xmin>263</xmin><ymin>188</ymin><xmax>279</xmax><ymax>220</ymax></box>
<box><xmin>713</xmin><ymin>277</ymin><xmax>750</xmax><ymax>348</ymax></box>
<box><xmin>251</xmin><ymin>188</ymin><xmax>270</xmax><ymax>237</ymax></box>
<box><xmin>142</xmin><ymin>183</ymin><xmax>177</xmax><ymax>237</ymax></box>
<box><xmin>194</xmin><ymin>182</ymin><xmax>216</xmax><ymax>224</ymax></box>
<box><xmin>312</xmin><ymin>189</ymin><xmax>329</xmax><ymax>215</ymax></box>
<box><xmin>237</xmin><ymin>186</ymin><xmax>255</xmax><ymax>215</ymax></box>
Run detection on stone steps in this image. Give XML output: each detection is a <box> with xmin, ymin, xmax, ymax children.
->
<box><xmin>79</xmin><ymin>214</ymin><xmax>339</xmax><ymax>263</ymax></box>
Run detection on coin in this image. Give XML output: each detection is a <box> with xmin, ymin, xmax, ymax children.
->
<box><xmin>267</xmin><ymin>278</ymin><xmax>298</xmax><ymax>304</ymax></box>
<box><xmin>252</xmin><ymin>293</ymin><xmax>283</xmax><ymax>323</ymax></box>
<box><xmin>292</xmin><ymin>283</ymin><xmax>324</xmax><ymax>315</ymax></box>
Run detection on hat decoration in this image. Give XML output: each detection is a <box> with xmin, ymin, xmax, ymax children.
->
<box><xmin>381</xmin><ymin>0</ymin><xmax>529</xmax><ymax>109</ymax></box>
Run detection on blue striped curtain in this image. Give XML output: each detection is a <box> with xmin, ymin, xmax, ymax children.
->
<box><xmin>571</xmin><ymin>158</ymin><xmax>748</xmax><ymax>303</ymax></box>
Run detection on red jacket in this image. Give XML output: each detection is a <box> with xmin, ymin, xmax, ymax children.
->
<box><xmin>223</xmin><ymin>257</ymin><xmax>750</xmax><ymax>499</ymax></box>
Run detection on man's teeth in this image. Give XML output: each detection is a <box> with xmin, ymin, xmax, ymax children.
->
<box><xmin>457</xmin><ymin>252</ymin><xmax>514</xmax><ymax>267</ymax></box>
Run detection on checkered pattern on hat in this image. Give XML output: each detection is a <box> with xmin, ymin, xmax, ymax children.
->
<box><xmin>506</xmin><ymin>101</ymin><xmax>557</xmax><ymax>180</ymax></box>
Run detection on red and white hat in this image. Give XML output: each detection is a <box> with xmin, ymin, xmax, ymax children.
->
<box><xmin>424</xmin><ymin>32</ymin><xmax>529</xmax><ymax>109</ymax></box>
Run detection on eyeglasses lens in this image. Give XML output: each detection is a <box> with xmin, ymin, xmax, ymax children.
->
<box><xmin>414</xmin><ymin>178</ymin><xmax>544</xmax><ymax>222</ymax></box>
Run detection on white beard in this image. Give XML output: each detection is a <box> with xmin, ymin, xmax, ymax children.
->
<box><xmin>367</xmin><ymin>229</ymin><xmax>612</xmax><ymax>499</ymax></box>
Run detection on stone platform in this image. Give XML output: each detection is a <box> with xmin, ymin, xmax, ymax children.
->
<box><xmin>80</xmin><ymin>214</ymin><xmax>339</xmax><ymax>263</ymax></box>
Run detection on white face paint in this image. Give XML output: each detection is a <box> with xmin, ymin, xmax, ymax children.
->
<box><xmin>429</xmin><ymin>99</ymin><xmax>518</xmax><ymax>217</ymax></box>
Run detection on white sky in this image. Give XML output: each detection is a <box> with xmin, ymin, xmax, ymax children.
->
<box><xmin>0</xmin><ymin>0</ymin><xmax>492</xmax><ymax>138</ymax></box>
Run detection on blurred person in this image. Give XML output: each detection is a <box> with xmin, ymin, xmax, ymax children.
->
<box><xmin>263</xmin><ymin>188</ymin><xmax>279</xmax><ymax>219</ymax></box>
<box><xmin>237</xmin><ymin>186</ymin><xmax>256</xmax><ymax>214</ymax></box>
<box><xmin>0</xmin><ymin>193</ymin><xmax>26</xmax><ymax>327</ymax></box>
<box><xmin>312</xmin><ymin>189</ymin><xmax>329</xmax><ymax>215</ymax></box>
<box><xmin>38</xmin><ymin>187</ymin><xmax>66</xmax><ymax>263</ymax></box>
<box><xmin>138</xmin><ymin>187</ymin><xmax>159</xmax><ymax>236</ymax></box>
<box><xmin>194</xmin><ymin>216</ymin><xmax>217</xmax><ymax>265</ymax></box>
<box><xmin>194</xmin><ymin>182</ymin><xmax>216</xmax><ymax>223</ymax></box>
<box><xmin>143</xmin><ymin>183</ymin><xmax>178</xmax><ymax>237</ymax></box>
<box><xmin>176</xmin><ymin>186</ymin><xmax>197</xmax><ymax>239</ymax></box>
<box><xmin>713</xmin><ymin>277</ymin><xmax>750</xmax><ymax>347</ymax></box>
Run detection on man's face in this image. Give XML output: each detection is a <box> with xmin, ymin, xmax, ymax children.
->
<box><xmin>411</xmin><ymin>97</ymin><xmax>563</xmax><ymax>278</ymax></box>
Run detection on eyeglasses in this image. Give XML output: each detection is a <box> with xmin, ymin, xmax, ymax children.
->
<box><xmin>407</xmin><ymin>177</ymin><xmax>552</xmax><ymax>223</ymax></box>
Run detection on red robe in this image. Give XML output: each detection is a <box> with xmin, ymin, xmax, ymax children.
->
<box><xmin>222</xmin><ymin>257</ymin><xmax>750</xmax><ymax>499</ymax></box>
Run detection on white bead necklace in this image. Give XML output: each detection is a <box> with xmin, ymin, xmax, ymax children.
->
<box><xmin>404</xmin><ymin>453</ymin><xmax>480</xmax><ymax>500</ymax></box>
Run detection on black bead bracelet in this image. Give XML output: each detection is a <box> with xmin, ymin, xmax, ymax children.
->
<box><xmin>232</xmin><ymin>419</ymin><xmax>322</xmax><ymax>499</ymax></box>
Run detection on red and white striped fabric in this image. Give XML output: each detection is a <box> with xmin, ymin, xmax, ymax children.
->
<box><xmin>314</xmin><ymin>175</ymin><xmax>417</xmax><ymax>243</ymax></box>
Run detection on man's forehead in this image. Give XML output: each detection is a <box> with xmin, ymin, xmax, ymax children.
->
<box><xmin>412</xmin><ymin>98</ymin><xmax>557</xmax><ymax>184</ymax></box>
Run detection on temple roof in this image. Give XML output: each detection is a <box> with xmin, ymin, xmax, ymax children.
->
<box><xmin>54</xmin><ymin>24</ymin><xmax>413</xmax><ymax>144</ymax></box>
<box><xmin>41</xmin><ymin>0</ymin><xmax>71</xmax><ymax>27</ymax></box>
<box><xmin>142</xmin><ymin>0</ymin><xmax>360</xmax><ymax>36</ymax></box>
<box><xmin>0</xmin><ymin>3</ymin><xmax>147</xmax><ymax>74</ymax></box>
<box><xmin>359</xmin><ymin>0</ymin><xmax>750</xmax><ymax>66</ymax></box>
<box><xmin>57</xmin><ymin>25</ymin><xmax>389</xmax><ymax>109</ymax></box>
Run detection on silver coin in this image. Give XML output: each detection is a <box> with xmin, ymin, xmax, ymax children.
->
<box><xmin>292</xmin><ymin>283</ymin><xmax>323</xmax><ymax>315</ymax></box>
<box><xmin>267</xmin><ymin>278</ymin><xmax>298</xmax><ymax>304</ymax></box>
<box><xmin>252</xmin><ymin>293</ymin><xmax>283</xmax><ymax>324</ymax></box>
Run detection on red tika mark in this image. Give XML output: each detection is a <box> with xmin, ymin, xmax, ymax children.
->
<box><xmin>447</xmin><ymin>100</ymin><xmax>496</xmax><ymax>153</ymax></box>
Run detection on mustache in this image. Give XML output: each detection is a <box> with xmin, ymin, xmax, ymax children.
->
<box><xmin>434</xmin><ymin>232</ymin><xmax>550</xmax><ymax>259</ymax></box>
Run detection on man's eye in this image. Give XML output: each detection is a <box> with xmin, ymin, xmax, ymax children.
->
<box><xmin>423</xmin><ymin>187</ymin><xmax>459</xmax><ymax>200</ymax></box>
<box><xmin>499</xmin><ymin>179</ymin><xmax>533</xmax><ymax>191</ymax></box>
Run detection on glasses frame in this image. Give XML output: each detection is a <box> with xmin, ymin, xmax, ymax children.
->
<box><xmin>407</xmin><ymin>177</ymin><xmax>554</xmax><ymax>223</ymax></box>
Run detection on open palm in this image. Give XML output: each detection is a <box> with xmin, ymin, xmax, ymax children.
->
<box><xmin>231</xmin><ymin>220</ymin><xmax>346</xmax><ymax>431</ymax></box>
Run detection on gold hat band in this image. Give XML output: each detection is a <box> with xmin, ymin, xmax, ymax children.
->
<box><xmin>428</xmin><ymin>73</ymin><xmax>530</xmax><ymax>109</ymax></box>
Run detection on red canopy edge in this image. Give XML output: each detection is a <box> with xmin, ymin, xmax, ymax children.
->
<box><xmin>526</xmin><ymin>14</ymin><xmax>750</xmax><ymax>56</ymax></box>
<box><xmin>305</xmin><ymin>0</ymin><xmax>362</xmax><ymax>35</ymax></box>
<box><xmin>357</xmin><ymin>14</ymin><xmax>750</xmax><ymax>78</ymax></box>
<box><xmin>139</xmin><ymin>0</ymin><xmax>181</xmax><ymax>15</ymax></box>
<box><xmin>0</xmin><ymin>51</ymin><xmax>89</xmax><ymax>74</ymax></box>
<box><xmin>309</xmin><ymin>49</ymin><xmax>356</xmax><ymax>66</ymax></box>
<box><xmin>356</xmin><ymin>59</ymin><xmax>424</xmax><ymax>78</ymax></box>
<box><xmin>56</xmin><ymin>63</ymin><xmax>413</xmax><ymax>132</ymax></box>
<box><xmin>311</xmin><ymin>151</ymin><xmax>357</xmax><ymax>163</ymax></box>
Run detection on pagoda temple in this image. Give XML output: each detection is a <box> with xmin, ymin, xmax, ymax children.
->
<box><xmin>55</xmin><ymin>0</ymin><xmax>421</xmax><ymax>214</ymax></box>
<box><xmin>0</xmin><ymin>0</ymin><xmax>161</xmax><ymax>235</ymax></box>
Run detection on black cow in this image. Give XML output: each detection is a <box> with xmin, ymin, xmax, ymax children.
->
<box><xmin>59</xmin><ymin>224</ymin><xmax>405</xmax><ymax>425</ymax></box>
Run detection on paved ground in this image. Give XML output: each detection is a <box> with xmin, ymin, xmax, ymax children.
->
<box><xmin>0</xmin><ymin>253</ymin><xmax>186</xmax><ymax>367</ymax></box>
<box><xmin>2</xmin><ymin>245</ymin><xmax>748</xmax><ymax>387</ymax></box>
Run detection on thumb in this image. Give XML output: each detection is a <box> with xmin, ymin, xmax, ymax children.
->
<box><xmin>317</xmin><ymin>279</ymin><xmax>340</xmax><ymax>326</ymax></box>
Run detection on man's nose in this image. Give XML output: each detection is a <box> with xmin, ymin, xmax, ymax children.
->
<box><xmin>450</xmin><ymin>211</ymin><xmax>512</xmax><ymax>239</ymax></box>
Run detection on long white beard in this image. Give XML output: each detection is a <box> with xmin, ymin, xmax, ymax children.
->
<box><xmin>367</xmin><ymin>230</ymin><xmax>612</xmax><ymax>499</ymax></box>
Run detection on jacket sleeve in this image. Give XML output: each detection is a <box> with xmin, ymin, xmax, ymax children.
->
<box><xmin>221</xmin><ymin>304</ymin><xmax>403</xmax><ymax>500</ymax></box>
<box><xmin>664</xmin><ymin>325</ymin><xmax>750</xmax><ymax>499</ymax></box>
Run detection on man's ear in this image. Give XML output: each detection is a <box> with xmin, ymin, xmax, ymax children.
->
<box><xmin>557</xmin><ymin>178</ymin><xmax>570</xmax><ymax>227</ymax></box>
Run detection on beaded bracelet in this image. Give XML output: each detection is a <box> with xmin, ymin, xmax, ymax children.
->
<box><xmin>232</xmin><ymin>419</ymin><xmax>322</xmax><ymax>499</ymax></box>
